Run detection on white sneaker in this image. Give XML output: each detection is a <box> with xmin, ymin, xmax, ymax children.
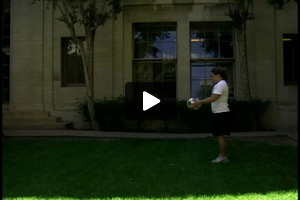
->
<box><xmin>212</xmin><ymin>154</ymin><xmax>229</xmax><ymax>163</ymax></box>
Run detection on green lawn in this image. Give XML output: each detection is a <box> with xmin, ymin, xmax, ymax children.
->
<box><xmin>3</xmin><ymin>137</ymin><xmax>298</xmax><ymax>200</ymax></box>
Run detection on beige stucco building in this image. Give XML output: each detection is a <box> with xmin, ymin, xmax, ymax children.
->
<box><xmin>4</xmin><ymin>0</ymin><xmax>298</xmax><ymax>131</ymax></box>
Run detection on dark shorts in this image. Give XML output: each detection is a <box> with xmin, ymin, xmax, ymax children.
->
<box><xmin>212</xmin><ymin>112</ymin><xmax>231</xmax><ymax>137</ymax></box>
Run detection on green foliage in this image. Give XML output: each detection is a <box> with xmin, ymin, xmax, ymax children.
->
<box><xmin>76</xmin><ymin>96</ymin><xmax>126</xmax><ymax>131</ymax></box>
<box><xmin>225</xmin><ymin>0</ymin><xmax>255</xmax><ymax>30</ymax></box>
<box><xmin>225</xmin><ymin>0</ymin><xmax>296</xmax><ymax>28</ymax></box>
<box><xmin>228</xmin><ymin>99</ymin><xmax>271</xmax><ymax>131</ymax></box>
<box><xmin>174</xmin><ymin>101</ymin><xmax>213</xmax><ymax>133</ymax></box>
<box><xmin>32</xmin><ymin>0</ymin><xmax>122</xmax><ymax>29</ymax></box>
<box><xmin>76</xmin><ymin>97</ymin><xmax>271</xmax><ymax>132</ymax></box>
<box><xmin>268</xmin><ymin>0</ymin><xmax>297</xmax><ymax>9</ymax></box>
<box><xmin>226</xmin><ymin>7</ymin><xmax>254</xmax><ymax>29</ymax></box>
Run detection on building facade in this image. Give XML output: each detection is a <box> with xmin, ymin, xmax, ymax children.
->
<box><xmin>6</xmin><ymin>0</ymin><xmax>298</xmax><ymax>130</ymax></box>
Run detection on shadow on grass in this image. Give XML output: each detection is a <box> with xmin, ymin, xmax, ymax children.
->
<box><xmin>3</xmin><ymin>137</ymin><xmax>298</xmax><ymax>199</ymax></box>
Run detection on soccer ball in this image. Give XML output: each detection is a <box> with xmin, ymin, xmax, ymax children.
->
<box><xmin>187</xmin><ymin>97</ymin><xmax>199</xmax><ymax>109</ymax></box>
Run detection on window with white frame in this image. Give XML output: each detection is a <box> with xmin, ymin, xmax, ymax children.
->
<box><xmin>190</xmin><ymin>22</ymin><xmax>234</xmax><ymax>98</ymax></box>
<box><xmin>133</xmin><ymin>23</ymin><xmax>177</xmax><ymax>83</ymax></box>
<box><xmin>61</xmin><ymin>37</ymin><xmax>85</xmax><ymax>87</ymax></box>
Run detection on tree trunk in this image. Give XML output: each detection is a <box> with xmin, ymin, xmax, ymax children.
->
<box><xmin>236</xmin><ymin>27</ymin><xmax>252</xmax><ymax>101</ymax></box>
<box><xmin>86</xmin><ymin>30</ymin><xmax>100</xmax><ymax>131</ymax></box>
<box><xmin>230</xmin><ymin>0</ymin><xmax>252</xmax><ymax>101</ymax></box>
<box><xmin>50</xmin><ymin>0</ymin><xmax>121</xmax><ymax>131</ymax></box>
<box><xmin>87</xmin><ymin>93</ymin><xmax>100</xmax><ymax>131</ymax></box>
<box><xmin>80</xmin><ymin>29</ymin><xmax>100</xmax><ymax>131</ymax></box>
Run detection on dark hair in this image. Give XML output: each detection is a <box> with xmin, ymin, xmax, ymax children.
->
<box><xmin>211</xmin><ymin>67</ymin><xmax>227</xmax><ymax>80</ymax></box>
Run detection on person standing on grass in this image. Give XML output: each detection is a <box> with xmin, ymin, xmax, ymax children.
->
<box><xmin>192</xmin><ymin>67</ymin><xmax>230</xmax><ymax>163</ymax></box>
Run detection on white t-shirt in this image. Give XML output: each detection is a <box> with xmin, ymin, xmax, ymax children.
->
<box><xmin>211</xmin><ymin>80</ymin><xmax>230</xmax><ymax>114</ymax></box>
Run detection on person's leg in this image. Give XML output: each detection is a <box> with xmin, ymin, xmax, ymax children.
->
<box><xmin>217</xmin><ymin>136</ymin><xmax>227</xmax><ymax>157</ymax></box>
<box><xmin>212</xmin><ymin>135</ymin><xmax>229</xmax><ymax>163</ymax></box>
<box><xmin>211</xmin><ymin>113</ymin><xmax>230</xmax><ymax>163</ymax></box>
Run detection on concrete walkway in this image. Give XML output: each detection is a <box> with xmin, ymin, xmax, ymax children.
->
<box><xmin>2</xmin><ymin>129</ymin><xmax>298</xmax><ymax>141</ymax></box>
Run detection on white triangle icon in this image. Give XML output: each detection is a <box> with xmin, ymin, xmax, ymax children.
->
<box><xmin>143</xmin><ymin>91</ymin><xmax>160</xmax><ymax>111</ymax></box>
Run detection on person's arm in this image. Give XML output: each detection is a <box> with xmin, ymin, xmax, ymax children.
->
<box><xmin>192</xmin><ymin>94</ymin><xmax>221</xmax><ymax>109</ymax></box>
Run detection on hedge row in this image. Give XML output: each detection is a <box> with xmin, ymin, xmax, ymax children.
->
<box><xmin>76</xmin><ymin>96</ymin><xmax>271</xmax><ymax>133</ymax></box>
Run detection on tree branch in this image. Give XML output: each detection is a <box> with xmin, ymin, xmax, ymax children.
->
<box><xmin>56</xmin><ymin>2</ymin><xmax>79</xmax><ymax>44</ymax></box>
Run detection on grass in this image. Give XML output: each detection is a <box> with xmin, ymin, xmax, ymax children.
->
<box><xmin>3</xmin><ymin>137</ymin><xmax>298</xmax><ymax>200</ymax></box>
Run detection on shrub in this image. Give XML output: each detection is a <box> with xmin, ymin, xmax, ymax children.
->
<box><xmin>76</xmin><ymin>96</ymin><xmax>126</xmax><ymax>131</ymax></box>
<box><xmin>76</xmin><ymin>96</ymin><xmax>271</xmax><ymax>132</ymax></box>
<box><xmin>228</xmin><ymin>99</ymin><xmax>271</xmax><ymax>131</ymax></box>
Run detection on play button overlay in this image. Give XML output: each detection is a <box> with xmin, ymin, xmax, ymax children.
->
<box><xmin>143</xmin><ymin>91</ymin><xmax>160</xmax><ymax>111</ymax></box>
<box><xmin>125</xmin><ymin>82</ymin><xmax>176</xmax><ymax>120</ymax></box>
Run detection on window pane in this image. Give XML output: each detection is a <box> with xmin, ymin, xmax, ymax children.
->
<box><xmin>2</xmin><ymin>38</ymin><xmax>10</xmax><ymax>48</ymax></box>
<box><xmin>283</xmin><ymin>41</ymin><xmax>293</xmax><ymax>82</ymax></box>
<box><xmin>190</xmin><ymin>22</ymin><xmax>233</xmax><ymax>59</ymax></box>
<box><xmin>191</xmin><ymin>42</ymin><xmax>205</xmax><ymax>59</ymax></box>
<box><xmin>149</xmin><ymin>27</ymin><xmax>161</xmax><ymax>42</ymax></box>
<box><xmin>2</xmin><ymin>0</ymin><xmax>10</xmax><ymax>103</ymax></box>
<box><xmin>3</xmin><ymin>26</ymin><xmax>10</xmax><ymax>37</ymax></box>
<box><xmin>2</xmin><ymin>90</ymin><xmax>10</xmax><ymax>102</ymax></box>
<box><xmin>153</xmin><ymin>62</ymin><xmax>162</xmax><ymax>81</ymax></box>
<box><xmin>133</xmin><ymin>24</ymin><xmax>177</xmax><ymax>91</ymax></box>
<box><xmin>61</xmin><ymin>38</ymin><xmax>85</xmax><ymax>86</ymax></box>
<box><xmin>162</xmin><ymin>62</ymin><xmax>176</xmax><ymax>81</ymax></box>
<box><xmin>191</xmin><ymin>62</ymin><xmax>234</xmax><ymax>98</ymax></box>
<box><xmin>191</xmin><ymin>40</ymin><xmax>219</xmax><ymax>58</ymax></box>
<box><xmin>134</xmin><ymin>61</ymin><xmax>176</xmax><ymax>82</ymax></box>
<box><xmin>2</xmin><ymin>52</ymin><xmax>9</xmax><ymax>65</ymax></box>
<box><xmin>133</xmin><ymin>62</ymin><xmax>153</xmax><ymax>82</ymax></box>
<box><xmin>190</xmin><ymin>22</ymin><xmax>234</xmax><ymax>98</ymax></box>
<box><xmin>283</xmin><ymin>34</ymin><xmax>298</xmax><ymax>84</ymax></box>
<box><xmin>151</xmin><ymin>42</ymin><xmax>162</xmax><ymax>58</ymax></box>
<box><xmin>220</xmin><ymin>42</ymin><xmax>233</xmax><ymax>58</ymax></box>
<box><xmin>2</xmin><ymin>64</ymin><xmax>9</xmax><ymax>77</ymax></box>
<box><xmin>191</xmin><ymin>63</ymin><xmax>214</xmax><ymax>98</ymax></box>
<box><xmin>192</xmin><ymin>79</ymin><xmax>205</xmax><ymax>97</ymax></box>
<box><xmin>134</xmin><ymin>27</ymin><xmax>147</xmax><ymax>42</ymax></box>
<box><xmin>134</xmin><ymin>24</ymin><xmax>176</xmax><ymax>59</ymax></box>
<box><xmin>191</xmin><ymin>79</ymin><xmax>214</xmax><ymax>98</ymax></box>
<box><xmin>162</xmin><ymin>26</ymin><xmax>177</xmax><ymax>42</ymax></box>
<box><xmin>219</xmin><ymin>32</ymin><xmax>233</xmax><ymax>41</ymax></box>
<box><xmin>134</xmin><ymin>42</ymin><xmax>148</xmax><ymax>58</ymax></box>
<box><xmin>162</xmin><ymin>42</ymin><xmax>176</xmax><ymax>59</ymax></box>
<box><xmin>191</xmin><ymin>64</ymin><xmax>205</xmax><ymax>79</ymax></box>
<box><xmin>205</xmin><ymin>32</ymin><xmax>219</xmax><ymax>41</ymax></box>
<box><xmin>2</xmin><ymin>77</ymin><xmax>10</xmax><ymax>89</ymax></box>
<box><xmin>204</xmin><ymin>41</ymin><xmax>218</xmax><ymax>58</ymax></box>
